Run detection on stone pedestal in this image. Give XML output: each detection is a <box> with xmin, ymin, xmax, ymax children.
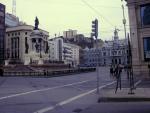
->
<box><xmin>5</xmin><ymin>60</ymin><xmax>9</xmax><ymax>66</ymax></box>
<box><xmin>24</xmin><ymin>59</ymin><xmax>30</xmax><ymax>65</ymax></box>
<box><xmin>38</xmin><ymin>58</ymin><xmax>43</xmax><ymax>65</ymax></box>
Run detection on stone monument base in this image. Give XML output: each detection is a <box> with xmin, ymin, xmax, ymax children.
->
<box><xmin>38</xmin><ymin>58</ymin><xmax>43</xmax><ymax>65</ymax></box>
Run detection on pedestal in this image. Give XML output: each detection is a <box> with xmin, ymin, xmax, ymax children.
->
<box><xmin>38</xmin><ymin>58</ymin><xmax>43</xmax><ymax>65</ymax></box>
<box><xmin>5</xmin><ymin>60</ymin><xmax>9</xmax><ymax>66</ymax></box>
<box><xmin>24</xmin><ymin>57</ymin><xmax>30</xmax><ymax>65</ymax></box>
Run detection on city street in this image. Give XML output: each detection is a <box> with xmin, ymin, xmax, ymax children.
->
<box><xmin>0</xmin><ymin>67</ymin><xmax>150</xmax><ymax>113</ymax></box>
<box><xmin>0</xmin><ymin>67</ymin><xmax>115</xmax><ymax>113</ymax></box>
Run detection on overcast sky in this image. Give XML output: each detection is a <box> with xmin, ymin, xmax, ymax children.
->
<box><xmin>0</xmin><ymin>0</ymin><xmax>129</xmax><ymax>40</ymax></box>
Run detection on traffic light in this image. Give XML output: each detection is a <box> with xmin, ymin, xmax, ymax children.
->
<box><xmin>91</xmin><ymin>19</ymin><xmax>98</xmax><ymax>38</ymax></box>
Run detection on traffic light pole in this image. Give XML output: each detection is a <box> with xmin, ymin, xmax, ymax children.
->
<box><xmin>96</xmin><ymin>36</ymin><xmax>100</xmax><ymax>94</ymax></box>
<box><xmin>91</xmin><ymin>19</ymin><xmax>99</xmax><ymax>94</ymax></box>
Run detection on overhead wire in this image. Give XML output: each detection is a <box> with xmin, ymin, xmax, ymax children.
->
<box><xmin>80</xmin><ymin>0</ymin><xmax>115</xmax><ymax>27</ymax></box>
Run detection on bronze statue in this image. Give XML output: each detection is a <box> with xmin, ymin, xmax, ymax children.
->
<box><xmin>34</xmin><ymin>16</ymin><xmax>39</xmax><ymax>30</ymax></box>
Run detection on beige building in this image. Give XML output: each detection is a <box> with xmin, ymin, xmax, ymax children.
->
<box><xmin>5</xmin><ymin>25</ymin><xmax>49</xmax><ymax>65</ymax></box>
<box><xmin>63</xmin><ymin>29</ymin><xmax>77</xmax><ymax>38</ymax></box>
<box><xmin>126</xmin><ymin>0</ymin><xmax>150</xmax><ymax>76</ymax></box>
<box><xmin>48</xmin><ymin>38</ymin><xmax>63</xmax><ymax>62</ymax></box>
<box><xmin>48</xmin><ymin>37</ymin><xmax>80</xmax><ymax>67</ymax></box>
<box><xmin>65</xmin><ymin>43</ymin><xmax>80</xmax><ymax>67</ymax></box>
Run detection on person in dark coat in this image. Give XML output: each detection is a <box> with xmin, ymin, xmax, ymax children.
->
<box><xmin>110</xmin><ymin>65</ymin><xmax>114</xmax><ymax>77</ymax></box>
<box><xmin>115</xmin><ymin>64</ymin><xmax>122</xmax><ymax>93</ymax></box>
<box><xmin>0</xmin><ymin>67</ymin><xmax>4</xmax><ymax>77</ymax></box>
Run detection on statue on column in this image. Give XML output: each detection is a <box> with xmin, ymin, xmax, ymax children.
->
<box><xmin>34</xmin><ymin>16</ymin><xmax>39</xmax><ymax>30</ymax></box>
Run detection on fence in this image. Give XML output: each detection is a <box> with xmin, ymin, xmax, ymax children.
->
<box><xmin>4</xmin><ymin>67</ymin><xmax>96</xmax><ymax>77</ymax></box>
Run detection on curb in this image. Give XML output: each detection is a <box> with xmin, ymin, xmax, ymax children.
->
<box><xmin>98</xmin><ymin>97</ymin><xmax>150</xmax><ymax>103</ymax></box>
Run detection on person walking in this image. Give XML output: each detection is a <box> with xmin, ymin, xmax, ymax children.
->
<box><xmin>115</xmin><ymin>64</ymin><xmax>122</xmax><ymax>93</ymax></box>
<box><xmin>110</xmin><ymin>65</ymin><xmax>114</xmax><ymax>78</ymax></box>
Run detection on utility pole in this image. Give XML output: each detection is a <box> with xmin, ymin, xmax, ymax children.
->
<box><xmin>12</xmin><ymin>0</ymin><xmax>16</xmax><ymax>16</ymax></box>
<box><xmin>92</xmin><ymin>19</ymin><xmax>99</xmax><ymax>94</ymax></box>
<box><xmin>122</xmin><ymin>2</ymin><xmax>127</xmax><ymax>65</ymax></box>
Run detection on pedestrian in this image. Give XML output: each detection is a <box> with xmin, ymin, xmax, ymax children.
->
<box><xmin>110</xmin><ymin>65</ymin><xmax>114</xmax><ymax>78</ymax></box>
<box><xmin>115</xmin><ymin>64</ymin><xmax>122</xmax><ymax>93</ymax></box>
<box><xmin>0</xmin><ymin>67</ymin><xmax>4</xmax><ymax>77</ymax></box>
<box><xmin>44</xmin><ymin>70</ymin><xmax>47</xmax><ymax>76</ymax></box>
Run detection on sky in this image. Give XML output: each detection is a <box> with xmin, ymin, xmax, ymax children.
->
<box><xmin>0</xmin><ymin>0</ymin><xmax>129</xmax><ymax>40</ymax></box>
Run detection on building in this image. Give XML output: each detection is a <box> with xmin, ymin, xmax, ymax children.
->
<box><xmin>48</xmin><ymin>37</ymin><xmax>63</xmax><ymax>62</ymax></box>
<box><xmin>82</xmin><ymin>29</ymin><xmax>128</xmax><ymax>67</ymax></box>
<box><xmin>63</xmin><ymin>29</ymin><xmax>77</xmax><ymax>38</ymax></box>
<box><xmin>48</xmin><ymin>37</ymin><xmax>80</xmax><ymax>67</ymax></box>
<box><xmin>63</xmin><ymin>43</ymin><xmax>73</xmax><ymax>65</ymax></box>
<box><xmin>5</xmin><ymin>13</ymin><xmax>20</xmax><ymax>27</ymax></box>
<box><xmin>0</xmin><ymin>3</ymin><xmax>5</xmax><ymax>65</ymax></box>
<box><xmin>5</xmin><ymin>25</ymin><xmax>49</xmax><ymax>65</ymax></box>
<box><xmin>126</xmin><ymin>0</ymin><xmax>150</xmax><ymax>76</ymax></box>
<box><xmin>65</xmin><ymin>43</ymin><xmax>80</xmax><ymax>67</ymax></box>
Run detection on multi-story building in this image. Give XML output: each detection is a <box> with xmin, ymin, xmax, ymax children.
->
<box><xmin>82</xmin><ymin>30</ymin><xmax>128</xmax><ymax>67</ymax></box>
<box><xmin>126</xmin><ymin>0</ymin><xmax>150</xmax><ymax>76</ymax></box>
<box><xmin>5</xmin><ymin>13</ymin><xmax>20</xmax><ymax>27</ymax></box>
<box><xmin>5</xmin><ymin>25</ymin><xmax>49</xmax><ymax>65</ymax></box>
<box><xmin>63</xmin><ymin>43</ymin><xmax>73</xmax><ymax>65</ymax></box>
<box><xmin>0</xmin><ymin>3</ymin><xmax>5</xmax><ymax>65</ymax></box>
<box><xmin>63</xmin><ymin>29</ymin><xmax>77</xmax><ymax>39</ymax></box>
<box><xmin>65</xmin><ymin>43</ymin><xmax>80</xmax><ymax>67</ymax></box>
<box><xmin>48</xmin><ymin>37</ymin><xmax>80</xmax><ymax>67</ymax></box>
<box><xmin>48</xmin><ymin>37</ymin><xmax>63</xmax><ymax>62</ymax></box>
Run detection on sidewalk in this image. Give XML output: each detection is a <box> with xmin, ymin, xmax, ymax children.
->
<box><xmin>98</xmin><ymin>87</ymin><xmax>150</xmax><ymax>102</ymax></box>
<box><xmin>80</xmin><ymin>79</ymin><xmax>150</xmax><ymax>113</ymax></box>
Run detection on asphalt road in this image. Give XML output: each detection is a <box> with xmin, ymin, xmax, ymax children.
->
<box><xmin>0</xmin><ymin>67</ymin><xmax>148</xmax><ymax>113</ymax></box>
<box><xmin>0</xmin><ymin>67</ymin><xmax>115</xmax><ymax>113</ymax></box>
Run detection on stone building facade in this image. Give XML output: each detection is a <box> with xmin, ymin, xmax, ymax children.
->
<box><xmin>82</xmin><ymin>29</ymin><xmax>128</xmax><ymax>67</ymax></box>
<box><xmin>5</xmin><ymin>25</ymin><xmax>49</xmax><ymax>65</ymax></box>
<box><xmin>0</xmin><ymin>3</ymin><xmax>5</xmax><ymax>65</ymax></box>
<box><xmin>126</xmin><ymin>0</ymin><xmax>150</xmax><ymax>76</ymax></box>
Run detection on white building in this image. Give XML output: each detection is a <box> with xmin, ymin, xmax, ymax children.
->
<box><xmin>48</xmin><ymin>37</ymin><xmax>80</xmax><ymax>67</ymax></box>
<box><xmin>63</xmin><ymin>43</ymin><xmax>73</xmax><ymax>65</ymax></box>
<box><xmin>66</xmin><ymin>43</ymin><xmax>80</xmax><ymax>67</ymax></box>
<box><xmin>63</xmin><ymin>29</ymin><xmax>77</xmax><ymax>38</ymax></box>
<box><xmin>48</xmin><ymin>38</ymin><xmax>63</xmax><ymax>62</ymax></box>
<box><xmin>5</xmin><ymin>25</ymin><xmax>49</xmax><ymax>65</ymax></box>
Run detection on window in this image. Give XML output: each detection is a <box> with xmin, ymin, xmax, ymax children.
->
<box><xmin>141</xmin><ymin>4</ymin><xmax>150</xmax><ymax>27</ymax></box>
<box><xmin>143</xmin><ymin>37</ymin><xmax>150</xmax><ymax>61</ymax></box>
<box><xmin>103</xmin><ymin>52</ymin><xmax>106</xmax><ymax>56</ymax></box>
<box><xmin>25</xmin><ymin>32</ymin><xmax>28</xmax><ymax>35</ymax></box>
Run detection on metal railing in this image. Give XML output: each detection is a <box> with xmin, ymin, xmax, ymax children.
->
<box><xmin>3</xmin><ymin>67</ymin><xmax>96</xmax><ymax>77</ymax></box>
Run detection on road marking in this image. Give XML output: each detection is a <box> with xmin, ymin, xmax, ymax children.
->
<box><xmin>34</xmin><ymin>81</ymin><xmax>116</xmax><ymax>113</ymax></box>
<box><xmin>135</xmin><ymin>80</ymin><xmax>142</xmax><ymax>87</ymax></box>
<box><xmin>0</xmin><ymin>79</ymin><xmax>94</xmax><ymax>101</ymax></box>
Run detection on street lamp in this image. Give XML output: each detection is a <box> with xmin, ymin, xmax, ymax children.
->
<box><xmin>91</xmin><ymin>19</ymin><xmax>100</xmax><ymax>94</ymax></box>
<box><xmin>121</xmin><ymin>1</ymin><xmax>128</xmax><ymax>66</ymax></box>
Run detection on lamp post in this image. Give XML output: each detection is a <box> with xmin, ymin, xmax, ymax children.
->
<box><xmin>121</xmin><ymin>1</ymin><xmax>128</xmax><ymax>66</ymax></box>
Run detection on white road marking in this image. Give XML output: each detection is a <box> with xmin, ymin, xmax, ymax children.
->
<box><xmin>0</xmin><ymin>79</ymin><xmax>94</xmax><ymax>101</ymax></box>
<box><xmin>135</xmin><ymin>80</ymin><xmax>142</xmax><ymax>87</ymax></box>
<box><xmin>34</xmin><ymin>81</ymin><xmax>116</xmax><ymax>113</ymax></box>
